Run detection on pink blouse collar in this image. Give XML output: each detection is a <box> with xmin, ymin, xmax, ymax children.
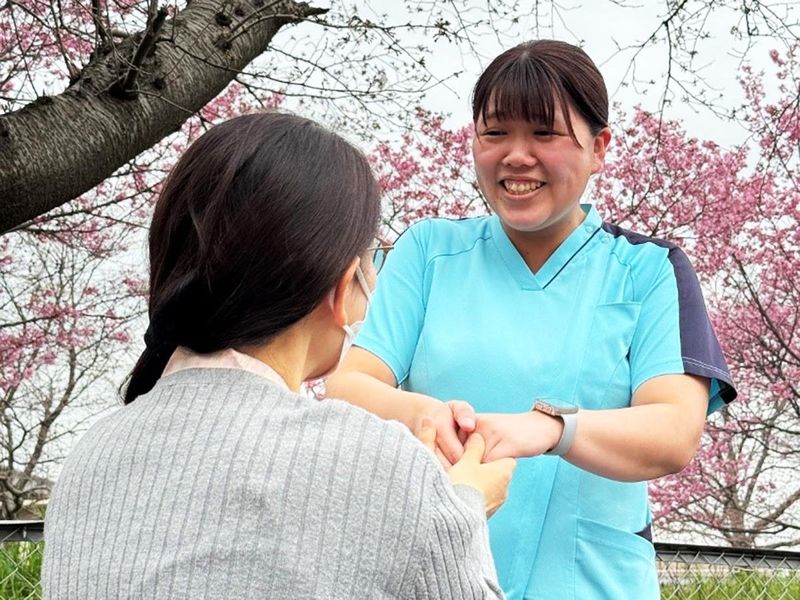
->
<box><xmin>162</xmin><ymin>346</ymin><xmax>290</xmax><ymax>391</ymax></box>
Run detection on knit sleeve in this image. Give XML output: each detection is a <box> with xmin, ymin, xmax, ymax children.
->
<box><xmin>409</xmin><ymin>475</ymin><xmax>505</xmax><ymax>599</ymax></box>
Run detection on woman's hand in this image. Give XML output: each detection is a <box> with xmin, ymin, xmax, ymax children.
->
<box><xmin>447</xmin><ymin>433</ymin><xmax>517</xmax><ymax>517</ymax></box>
<box><xmin>416</xmin><ymin>418</ymin><xmax>516</xmax><ymax>517</ymax></box>
<box><xmin>424</xmin><ymin>399</ymin><xmax>477</xmax><ymax>467</ymax></box>
<box><xmin>475</xmin><ymin>412</ymin><xmax>563</xmax><ymax>461</ymax></box>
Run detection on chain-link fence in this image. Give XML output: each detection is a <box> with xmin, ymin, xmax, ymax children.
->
<box><xmin>657</xmin><ymin>542</ymin><xmax>800</xmax><ymax>599</ymax></box>
<box><xmin>1</xmin><ymin>521</ymin><xmax>43</xmax><ymax>600</ymax></box>
<box><xmin>2</xmin><ymin>521</ymin><xmax>799</xmax><ymax>599</ymax></box>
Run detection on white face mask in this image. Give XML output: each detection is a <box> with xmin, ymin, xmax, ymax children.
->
<box><xmin>322</xmin><ymin>263</ymin><xmax>372</xmax><ymax>378</ymax></box>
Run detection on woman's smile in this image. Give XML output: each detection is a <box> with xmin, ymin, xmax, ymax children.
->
<box><xmin>501</xmin><ymin>178</ymin><xmax>547</xmax><ymax>196</ymax></box>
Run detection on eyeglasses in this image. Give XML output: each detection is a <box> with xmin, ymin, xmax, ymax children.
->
<box><xmin>368</xmin><ymin>239</ymin><xmax>394</xmax><ymax>274</ymax></box>
<box><xmin>354</xmin><ymin>264</ymin><xmax>373</xmax><ymax>301</ymax></box>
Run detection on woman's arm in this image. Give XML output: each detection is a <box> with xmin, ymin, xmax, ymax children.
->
<box><xmin>476</xmin><ymin>373</ymin><xmax>709</xmax><ymax>482</ymax></box>
<box><xmin>411</xmin><ymin>479</ymin><xmax>507</xmax><ymax>600</ymax></box>
<box><xmin>409</xmin><ymin>421</ymin><xmax>512</xmax><ymax>600</ymax></box>
<box><xmin>326</xmin><ymin>347</ymin><xmax>477</xmax><ymax>463</ymax></box>
<box><xmin>326</xmin><ymin>348</ymin><xmax>427</xmax><ymax>425</ymax></box>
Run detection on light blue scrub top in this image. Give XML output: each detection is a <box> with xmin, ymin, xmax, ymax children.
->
<box><xmin>356</xmin><ymin>205</ymin><xmax>736</xmax><ymax>600</ymax></box>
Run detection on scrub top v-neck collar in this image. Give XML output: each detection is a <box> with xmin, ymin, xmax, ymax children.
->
<box><xmin>490</xmin><ymin>204</ymin><xmax>603</xmax><ymax>291</ymax></box>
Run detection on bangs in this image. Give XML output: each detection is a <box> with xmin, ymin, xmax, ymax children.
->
<box><xmin>472</xmin><ymin>58</ymin><xmax>577</xmax><ymax>140</ymax></box>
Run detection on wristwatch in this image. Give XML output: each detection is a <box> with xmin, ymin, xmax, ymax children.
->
<box><xmin>531</xmin><ymin>400</ymin><xmax>578</xmax><ymax>457</ymax></box>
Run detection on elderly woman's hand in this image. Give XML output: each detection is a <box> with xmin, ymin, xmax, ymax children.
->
<box><xmin>416</xmin><ymin>418</ymin><xmax>516</xmax><ymax>517</ymax></box>
<box><xmin>448</xmin><ymin>433</ymin><xmax>516</xmax><ymax>517</ymax></box>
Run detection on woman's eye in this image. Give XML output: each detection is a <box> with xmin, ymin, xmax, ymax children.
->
<box><xmin>482</xmin><ymin>129</ymin><xmax>505</xmax><ymax>136</ymax></box>
<box><xmin>534</xmin><ymin>130</ymin><xmax>555</xmax><ymax>137</ymax></box>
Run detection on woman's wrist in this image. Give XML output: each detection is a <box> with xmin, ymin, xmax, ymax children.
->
<box><xmin>535</xmin><ymin>411</ymin><xmax>565</xmax><ymax>454</ymax></box>
<box><xmin>409</xmin><ymin>392</ymin><xmax>442</xmax><ymax>426</ymax></box>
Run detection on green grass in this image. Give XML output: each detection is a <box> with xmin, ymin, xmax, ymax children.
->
<box><xmin>0</xmin><ymin>541</ymin><xmax>42</xmax><ymax>600</ymax></box>
<box><xmin>660</xmin><ymin>570</ymin><xmax>800</xmax><ymax>599</ymax></box>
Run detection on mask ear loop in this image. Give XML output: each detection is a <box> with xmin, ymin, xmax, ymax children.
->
<box><xmin>319</xmin><ymin>262</ymin><xmax>371</xmax><ymax>380</ymax></box>
<box><xmin>326</xmin><ymin>260</ymin><xmax>372</xmax><ymax>321</ymax></box>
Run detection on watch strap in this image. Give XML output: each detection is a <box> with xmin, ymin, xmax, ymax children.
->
<box><xmin>544</xmin><ymin>411</ymin><xmax>577</xmax><ymax>456</ymax></box>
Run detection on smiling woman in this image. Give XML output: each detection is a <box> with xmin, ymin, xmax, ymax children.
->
<box><xmin>327</xmin><ymin>40</ymin><xmax>737</xmax><ymax>600</ymax></box>
<box><xmin>471</xmin><ymin>40</ymin><xmax>613</xmax><ymax>271</ymax></box>
<box><xmin>472</xmin><ymin>107</ymin><xmax>610</xmax><ymax>271</ymax></box>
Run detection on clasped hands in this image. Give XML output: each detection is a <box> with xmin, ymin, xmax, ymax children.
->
<box><xmin>425</xmin><ymin>399</ymin><xmax>564</xmax><ymax>465</ymax></box>
<box><xmin>414</xmin><ymin>400</ymin><xmax>563</xmax><ymax>518</ymax></box>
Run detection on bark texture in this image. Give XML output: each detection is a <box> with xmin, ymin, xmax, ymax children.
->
<box><xmin>0</xmin><ymin>0</ymin><xmax>326</xmax><ymax>233</ymax></box>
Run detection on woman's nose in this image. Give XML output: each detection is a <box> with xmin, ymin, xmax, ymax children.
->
<box><xmin>501</xmin><ymin>140</ymin><xmax>537</xmax><ymax>167</ymax></box>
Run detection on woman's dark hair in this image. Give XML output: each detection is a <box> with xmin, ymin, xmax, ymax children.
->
<box><xmin>472</xmin><ymin>40</ymin><xmax>608</xmax><ymax>142</ymax></box>
<box><xmin>124</xmin><ymin>112</ymin><xmax>380</xmax><ymax>403</ymax></box>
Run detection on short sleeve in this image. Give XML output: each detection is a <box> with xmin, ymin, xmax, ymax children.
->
<box><xmin>355</xmin><ymin>221</ymin><xmax>430</xmax><ymax>385</ymax></box>
<box><xmin>630</xmin><ymin>246</ymin><xmax>736</xmax><ymax>413</ymax></box>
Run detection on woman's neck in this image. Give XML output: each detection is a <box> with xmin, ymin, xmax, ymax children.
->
<box><xmin>237</xmin><ymin>327</ymin><xmax>312</xmax><ymax>393</ymax></box>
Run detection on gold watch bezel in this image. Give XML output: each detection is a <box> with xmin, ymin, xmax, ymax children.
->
<box><xmin>532</xmin><ymin>400</ymin><xmax>579</xmax><ymax>416</ymax></box>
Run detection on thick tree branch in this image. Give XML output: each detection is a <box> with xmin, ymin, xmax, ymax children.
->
<box><xmin>0</xmin><ymin>0</ymin><xmax>327</xmax><ymax>233</ymax></box>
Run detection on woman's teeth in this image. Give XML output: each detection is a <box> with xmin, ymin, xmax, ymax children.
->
<box><xmin>504</xmin><ymin>181</ymin><xmax>545</xmax><ymax>194</ymax></box>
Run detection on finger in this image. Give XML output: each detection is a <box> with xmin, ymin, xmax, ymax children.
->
<box><xmin>437</xmin><ymin>424</ymin><xmax>465</xmax><ymax>464</ymax></box>
<box><xmin>489</xmin><ymin>457</ymin><xmax>517</xmax><ymax>486</ymax></box>
<box><xmin>483</xmin><ymin>441</ymin><xmax>508</xmax><ymax>463</ymax></box>
<box><xmin>435</xmin><ymin>447</ymin><xmax>452</xmax><ymax>469</ymax></box>
<box><xmin>496</xmin><ymin>457</ymin><xmax>517</xmax><ymax>475</ymax></box>
<box><xmin>449</xmin><ymin>400</ymin><xmax>476</xmax><ymax>432</ymax></box>
<box><xmin>415</xmin><ymin>417</ymin><xmax>436</xmax><ymax>452</ymax></box>
<box><xmin>484</xmin><ymin>456</ymin><xmax>516</xmax><ymax>488</ymax></box>
<box><xmin>461</xmin><ymin>432</ymin><xmax>486</xmax><ymax>461</ymax></box>
<box><xmin>457</xmin><ymin>426</ymin><xmax>469</xmax><ymax>445</ymax></box>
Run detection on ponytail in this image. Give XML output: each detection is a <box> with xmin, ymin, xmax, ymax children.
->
<box><xmin>123</xmin><ymin>274</ymin><xmax>202</xmax><ymax>404</ymax></box>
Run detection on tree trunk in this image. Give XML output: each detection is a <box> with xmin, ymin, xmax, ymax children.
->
<box><xmin>0</xmin><ymin>0</ymin><xmax>326</xmax><ymax>233</ymax></box>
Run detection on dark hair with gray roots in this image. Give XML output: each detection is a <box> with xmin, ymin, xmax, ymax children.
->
<box><xmin>123</xmin><ymin>112</ymin><xmax>380</xmax><ymax>404</ymax></box>
<box><xmin>472</xmin><ymin>40</ymin><xmax>609</xmax><ymax>143</ymax></box>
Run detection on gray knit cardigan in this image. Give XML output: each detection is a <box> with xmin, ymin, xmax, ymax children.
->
<box><xmin>42</xmin><ymin>368</ymin><xmax>503</xmax><ymax>599</ymax></box>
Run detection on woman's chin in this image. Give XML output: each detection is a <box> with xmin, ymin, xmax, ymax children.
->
<box><xmin>498</xmin><ymin>211</ymin><xmax>552</xmax><ymax>235</ymax></box>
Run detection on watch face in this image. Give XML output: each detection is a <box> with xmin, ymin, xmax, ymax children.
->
<box><xmin>534</xmin><ymin>400</ymin><xmax>578</xmax><ymax>415</ymax></box>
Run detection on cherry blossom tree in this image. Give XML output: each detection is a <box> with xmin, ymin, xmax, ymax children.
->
<box><xmin>597</xmin><ymin>48</ymin><xmax>800</xmax><ymax>548</ymax></box>
<box><xmin>1</xmin><ymin>0</ymin><xmax>799</xmax><ymax>535</ymax></box>
<box><xmin>370</xmin><ymin>108</ymin><xmax>479</xmax><ymax>238</ymax></box>
<box><xmin>2</xmin><ymin>0</ymin><xmax>799</xmax><ymax>232</ymax></box>
<box><xmin>0</xmin><ymin>222</ymin><xmax>143</xmax><ymax>518</ymax></box>
<box><xmin>0</xmin><ymin>0</ymin><xmax>521</xmax><ymax>232</ymax></box>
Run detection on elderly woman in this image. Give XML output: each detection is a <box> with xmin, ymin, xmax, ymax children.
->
<box><xmin>42</xmin><ymin>112</ymin><xmax>515</xmax><ymax>599</ymax></box>
<box><xmin>327</xmin><ymin>40</ymin><xmax>736</xmax><ymax>600</ymax></box>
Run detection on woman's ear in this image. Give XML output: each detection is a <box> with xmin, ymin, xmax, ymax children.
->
<box><xmin>591</xmin><ymin>127</ymin><xmax>612</xmax><ymax>174</ymax></box>
<box><xmin>330</xmin><ymin>257</ymin><xmax>360</xmax><ymax>327</ymax></box>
